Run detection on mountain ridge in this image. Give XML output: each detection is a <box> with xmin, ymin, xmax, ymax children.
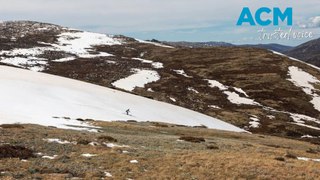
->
<box><xmin>285</xmin><ymin>38</ymin><xmax>320</xmax><ymax>67</ymax></box>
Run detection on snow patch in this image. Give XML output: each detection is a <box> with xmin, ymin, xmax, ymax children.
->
<box><xmin>224</xmin><ymin>91</ymin><xmax>259</xmax><ymax>105</ymax></box>
<box><xmin>132</xmin><ymin>57</ymin><xmax>163</xmax><ymax>69</ymax></box>
<box><xmin>130</xmin><ymin>160</ymin><xmax>139</xmax><ymax>164</ymax></box>
<box><xmin>234</xmin><ymin>87</ymin><xmax>249</xmax><ymax>97</ymax></box>
<box><xmin>169</xmin><ymin>97</ymin><xmax>177</xmax><ymax>102</ymax></box>
<box><xmin>249</xmin><ymin>116</ymin><xmax>260</xmax><ymax>128</ymax></box>
<box><xmin>287</xmin><ymin>66</ymin><xmax>320</xmax><ymax>112</ymax></box>
<box><xmin>208</xmin><ymin>105</ymin><xmax>221</xmax><ymax>109</ymax></box>
<box><xmin>173</xmin><ymin>69</ymin><xmax>193</xmax><ymax>78</ymax></box>
<box><xmin>43</xmin><ymin>138</ymin><xmax>71</xmax><ymax>144</ymax></box>
<box><xmin>42</xmin><ymin>155</ymin><xmax>58</xmax><ymax>160</ymax></box>
<box><xmin>207</xmin><ymin>79</ymin><xmax>260</xmax><ymax>106</ymax></box>
<box><xmin>54</xmin><ymin>31</ymin><xmax>120</xmax><ymax>56</ymax></box>
<box><xmin>187</xmin><ymin>87</ymin><xmax>199</xmax><ymax>94</ymax></box>
<box><xmin>290</xmin><ymin>113</ymin><xmax>320</xmax><ymax>130</ymax></box>
<box><xmin>0</xmin><ymin>65</ymin><xmax>245</xmax><ymax>132</ymax></box>
<box><xmin>267</xmin><ymin>115</ymin><xmax>275</xmax><ymax>119</ymax></box>
<box><xmin>89</xmin><ymin>142</ymin><xmax>100</xmax><ymax>146</ymax></box>
<box><xmin>207</xmin><ymin>80</ymin><xmax>228</xmax><ymax>91</ymax></box>
<box><xmin>81</xmin><ymin>153</ymin><xmax>97</xmax><ymax>157</ymax></box>
<box><xmin>104</xmin><ymin>172</ymin><xmax>113</xmax><ymax>177</ymax></box>
<box><xmin>297</xmin><ymin>157</ymin><xmax>320</xmax><ymax>162</ymax></box>
<box><xmin>301</xmin><ymin>135</ymin><xmax>317</xmax><ymax>138</ymax></box>
<box><xmin>105</xmin><ymin>143</ymin><xmax>130</xmax><ymax>148</ymax></box>
<box><xmin>0</xmin><ymin>31</ymin><xmax>121</xmax><ymax>71</ymax></box>
<box><xmin>112</xmin><ymin>68</ymin><xmax>160</xmax><ymax>91</ymax></box>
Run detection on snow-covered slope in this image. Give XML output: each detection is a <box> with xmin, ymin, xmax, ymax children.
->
<box><xmin>0</xmin><ymin>65</ymin><xmax>244</xmax><ymax>132</ymax></box>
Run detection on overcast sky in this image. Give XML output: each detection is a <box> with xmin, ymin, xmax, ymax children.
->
<box><xmin>0</xmin><ymin>0</ymin><xmax>319</xmax><ymax>45</ymax></box>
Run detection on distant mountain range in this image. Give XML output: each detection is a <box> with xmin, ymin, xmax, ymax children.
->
<box><xmin>285</xmin><ymin>38</ymin><xmax>320</xmax><ymax>67</ymax></box>
<box><xmin>161</xmin><ymin>39</ymin><xmax>320</xmax><ymax>68</ymax></box>
<box><xmin>162</xmin><ymin>41</ymin><xmax>234</xmax><ymax>48</ymax></box>
<box><xmin>161</xmin><ymin>40</ymin><xmax>293</xmax><ymax>53</ymax></box>
<box><xmin>239</xmin><ymin>44</ymin><xmax>293</xmax><ymax>53</ymax></box>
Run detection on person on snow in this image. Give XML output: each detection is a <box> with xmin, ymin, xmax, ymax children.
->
<box><xmin>125</xmin><ymin>109</ymin><xmax>130</xmax><ymax>115</ymax></box>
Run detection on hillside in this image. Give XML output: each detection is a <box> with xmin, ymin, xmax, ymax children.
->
<box><xmin>1</xmin><ymin>21</ymin><xmax>320</xmax><ymax>142</ymax></box>
<box><xmin>286</xmin><ymin>38</ymin><xmax>320</xmax><ymax>67</ymax></box>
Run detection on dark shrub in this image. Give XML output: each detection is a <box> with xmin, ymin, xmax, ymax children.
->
<box><xmin>0</xmin><ymin>124</ymin><xmax>24</xmax><ymax>129</ymax></box>
<box><xmin>0</xmin><ymin>145</ymin><xmax>34</xmax><ymax>159</ymax></box>
<box><xmin>274</xmin><ymin>157</ymin><xmax>285</xmax><ymax>161</ymax></box>
<box><xmin>179</xmin><ymin>136</ymin><xmax>205</xmax><ymax>143</ymax></box>
<box><xmin>97</xmin><ymin>135</ymin><xmax>117</xmax><ymax>142</ymax></box>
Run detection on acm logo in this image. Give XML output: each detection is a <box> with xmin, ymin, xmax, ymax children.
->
<box><xmin>237</xmin><ymin>7</ymin><xmax>293</xmax><ymax>26</ymax></box>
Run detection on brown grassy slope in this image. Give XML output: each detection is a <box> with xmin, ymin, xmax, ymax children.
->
<box><xmin>1</xmin><ymin>121</ymin><xmax>320</xmax><ymax>179</ymax></box>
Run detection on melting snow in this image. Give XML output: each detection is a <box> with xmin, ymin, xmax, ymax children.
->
<box><xmin>104</xmin><ymin>143</ymin><xmax>130</xmax><ymax>148</ymax></box>
<box><xmin>297</xmin><ymin>157</ymin><xmax>320</xmax><ymax>162</ymax></box>
<box><xmin>170</xmin><ymin>97</ymin><xmax>177</xmax><ymax>102</ymax></box>
<box><xmin>207</xmin><ymin>79</ymin><xmax>260</xmax><ymax>106</ymax></box>
<box><xmin>81</xmin><ymin>153</ymin><xmax>97</xmax><ymax>157</ymax></box>
<box><xmin>207</xmin><ymin>80</ymin><xmax>228</xmax><ymax>91</ymax></box>
<box><xmin>287</xmin><ymin>66</ymin><xmax>320</xmax><ymax>112</ymax></box>
<box><xmin>130</xmin><ymin>160</ymin><xmax>139</xmax><ymax>164</ymax></box>
<box><xmin>301</xmin><ymin>135</ymin><xmax>317</xmax><ymax>138</ymax></box>
<box><xmin>89</xmin><ymin>142</ymin><xmax>100</xmax><ymax>146</ymax></box>
<box><xmin>43</xmin><ymin>138</ymin><xmax>71</xmax><ymax>144</ymax></box>
<box><xmin>0</xmin><ymin>31</ymin><xmax>121</xmax><ymax>71</ymax></box>
<box><xmin>112</xmin><ymin>68</ymin><xmax>160</xmax><ymax>91</ymax></box>
<box><xmin>132</xmin><ymin>57</ymin><xmax>163</xmax><ymax>69</ymax></box>
<box><xmin>224</xmin><ymin>91</ymin><xmax>259</xmax><ymax>105</ymax></box>
<box><xmin>208</xmin><ymin>105</ymin><xmax>221</xmax><ymax>109</ymax></box>
<box><xmin>0</xmin><ymin>65</ymin><xmax>245</xmax><ymax>132</ymax></box>
<box><xmin>53</xmin><ymin>31</ymin><xmax>120</xmax><ymax>56</ymax></box>
<box><xmin>105</xmin><ymin>172</ymin><xmax>113</xmax><ymax>177</ymax></box>
<box><xmin>234</xmin><ymin>87</ymin><xmax>249</xmax><ymax>97</ymax></box>
<box><xmin>173</xmin><ymin>69</ymin><xmax>193</xmax><ymax>78</ymax></box>
<box><xmin>290</xmin><ymin>113</ymin><xmax>320</xmax><ymax>130</ymax></box>
<box><xmin>249</xmin><ymin>116</ymin><xmax>260</xmax><ymax>128</ymax></box>
<box><xmin>187</xmin><ymin>87</ymin><xmax>199</xmax><ymax>94</ymax></box>
<box><xmin>267</xmin><ymin>115</ymin><xmax>275</xmax><ymax>119</ymax></box>
<box><xmin>42</xmin><ymin>155</ymin><xmax>58</xmax><ymax>160</ymax></box>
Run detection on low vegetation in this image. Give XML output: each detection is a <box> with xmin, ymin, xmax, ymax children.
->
<box><xmin>1</xmin><ymin>121</ymin><xmax>320</xmax><ymax>179</ymax></box>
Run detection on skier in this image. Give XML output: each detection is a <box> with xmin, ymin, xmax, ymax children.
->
<box><xmin>125</xmin><ymin>109</ymin><xmax>130</xmax><ymax>115</ymax></box>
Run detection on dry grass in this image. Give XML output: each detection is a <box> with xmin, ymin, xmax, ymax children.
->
<box><xmin>1</xmin><ymin>121</ymin><xmax>320</xmax><ymax>179</ymax></box>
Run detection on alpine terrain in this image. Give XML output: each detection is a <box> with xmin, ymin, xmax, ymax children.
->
<box><xmin>1</xmin><ymin>20</ymin><xmax>320</xmax><ymax>179</ymax></box>
<box><xmin>1</xmin><ymin>21</ymin><xmax>320</xmax><ymax>141</ymax></box>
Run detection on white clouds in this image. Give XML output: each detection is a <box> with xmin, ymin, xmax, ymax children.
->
<box><xmin>0</xmin><ymin>0</ymin><xmax>319</xmax><ymax>44</ymax></box>
<box><xmin>299</xmin><ymin>16</ymin><xmax>320</xmax><ymax>28</ymax></box>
